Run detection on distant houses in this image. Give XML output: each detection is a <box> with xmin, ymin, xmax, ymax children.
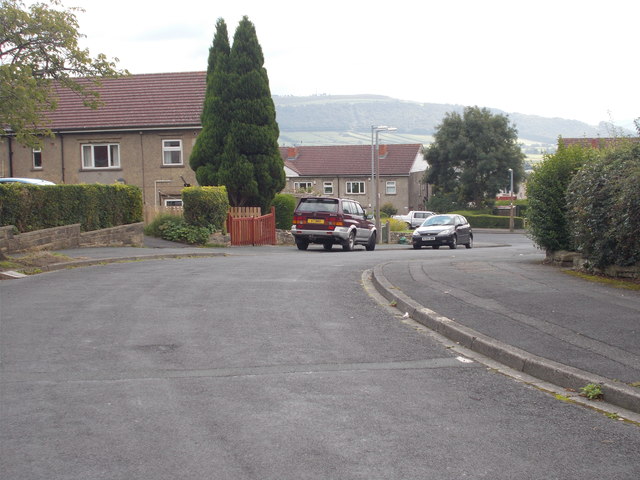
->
<box><xmin>1</xmin><ymin>72</ymin><xmax>428</xmax><ymax>213</ymax></box>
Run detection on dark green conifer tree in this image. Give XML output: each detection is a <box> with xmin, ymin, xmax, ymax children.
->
<box><xmin>191</xmin><ymin>16</ymin><xmax>285</xmax><ymax>211</ymax></box>
<box><xmin>216</xmin><ymin>16</ymin><xmax>285</xmax><ymax>210</ymax></box>
<box><xmin>190</xmin><ymin>18</ymin><xmax>230</xmax><ymax>185</ymax></box>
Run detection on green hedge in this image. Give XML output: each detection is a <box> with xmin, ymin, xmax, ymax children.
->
<box><xmin>182</xmin><ymin>186</ymin><xmax>229</xmax><ymax>231</ymax></box>
<box><xmin>272</xmin><ymin>193</ymin><xmax>296</xmax><ymax>229</ymax></box>
<box><xmin>0</xmin><ymin>183</ymin><xmax>142</xmax><ymax>232</ymax></box>
<box><xmin>460</xmin><ymin>213</ymin><xmax>524</xmax><ymax>229</ymax></box>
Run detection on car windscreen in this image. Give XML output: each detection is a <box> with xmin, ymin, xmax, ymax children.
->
<box><xmin>296</xmin><ymin>199</ymin><xmax>339</xmax><ymax>213</ymax></box>
<box><xmin>423</xmin><ymin>215</ymin><xmax>455</xmax><ymax>226</ymax></box>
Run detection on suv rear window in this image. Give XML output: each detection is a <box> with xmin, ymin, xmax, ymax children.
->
<box><xmin>296</xmin><ymin>198</ymin><xmax>339</xmax><ymax>213</ymax></box>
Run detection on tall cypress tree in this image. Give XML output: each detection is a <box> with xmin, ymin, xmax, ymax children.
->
<box><xmin>189</xmin><ymin>18</ymin><xmax>230</xmax><ymax>185</ymax></box>
<box><xmin>216</xmin><ymin>16</ymin><xmax>285</xmax><ymax>210</ymax></box>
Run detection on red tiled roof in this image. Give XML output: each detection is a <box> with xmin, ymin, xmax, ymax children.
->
<box><xmin>44</xmin><ymin>71</ymin><xmax>206</xmax><ymax>130</ymax></box>
<box><xmin>280</xmin><ymin>144</ymin><xmax>423</xmax><ymax>176</ymax></box>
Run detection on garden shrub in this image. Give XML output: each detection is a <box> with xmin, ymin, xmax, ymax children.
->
<box><xmin>144</xmin><ymin>214</ymin><xmax>212</xmax><ymax>245</ymax></box>
<box><xmin>182</xmin><ymin>186</ymin><xmax>229</xmax><ymax>231</ymax></box>
<box><xmin>380</xmin><ymin>202</ymin><xmax>398</xmax><ymax>217</ymax></box>
<box><xmin>567</xmin><ymin>143</ymin><xmax>640</xmax><ymax>268</ymax></box>
<box><xmin>388</xmin><ymin>218</ymin><xmax>409</xmax><ymax>231</ymax></box>
<box><xmin>273</xmin><ymin>193</ymin><xmax>296</xmax><ymax>229</ymax></box>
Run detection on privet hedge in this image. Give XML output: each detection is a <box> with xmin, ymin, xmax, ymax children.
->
<box><xmin>567</xmin><ymin>143</ymin><xmax>640</xmax><ymax>268</ymax></box>
<box><xmin>0</xmin><ymin>183</ymin><xmax>142</xmax><ymax>232</ymax></box>
<box><xmin>526</xmin><ymin>143</ymin><xmax>598</xmax><ymax>252</ymax></box>
<box><xmin>272</xmin><ymin>193</ymin><xmax>296</xmax><ymax>230</ymax></box>
<box><xmin>182</xmin><ymin>186</ymin><xmax>229</xmax><ymax>231</ymax></box>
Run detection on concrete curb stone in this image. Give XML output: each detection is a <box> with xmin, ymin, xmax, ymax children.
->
<box><xmin>371</xmin><ymin>262</ymin><xmax>640</xmax><ymax>414</ymax></box>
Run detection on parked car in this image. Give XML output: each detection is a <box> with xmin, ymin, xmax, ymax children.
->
<box><xmin>392</xmin><ymin>210</ymin><xmax>436</xmax><ymax>229</ymax></box>
<box><xmin>411</xmin><ymin>214</ymin><xmax>473</xmax><ymax>249</ymax></box>
<box><xmin>291</xmin><ymin>197</ymin><xmax>377</xmax><ymax>251</ymax></box>
<box><xmin>0</xmin><ymin>177</ymin><xmax>55</xmax><ymax>185</ymax></box>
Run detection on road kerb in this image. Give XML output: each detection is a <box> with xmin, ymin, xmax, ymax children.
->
<box><xmin>371</xmin><ymin>262</ymin><xmax>640</xmax><ymax>415</ymax></box>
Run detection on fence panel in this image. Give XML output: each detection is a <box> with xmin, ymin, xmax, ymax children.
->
<box><xmin>227</xmin><ymin>207</ymin><xmax>276</xmax><ymax>246</ymax></box>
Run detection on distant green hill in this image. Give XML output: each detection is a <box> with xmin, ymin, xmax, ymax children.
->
<box><xmin>274</xmin><ymin>94</ymin><xmax>623</xmax><ymax>149</ymax></box>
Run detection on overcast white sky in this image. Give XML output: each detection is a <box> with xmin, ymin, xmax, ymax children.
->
<box><xmin>70</xmin><ymin>0</ymin><xmax>638</xmax><ymax>126</ymax></box>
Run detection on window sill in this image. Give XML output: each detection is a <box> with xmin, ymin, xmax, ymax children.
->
<box><xmin>80</xmin><ymin>167</ymin><xmax>123</xmax><ymax>172</ymax></box>
<box><xmin>161</xmin><ymin>164</ymin><xmax>185</xmax><ymax>168</ymax></box>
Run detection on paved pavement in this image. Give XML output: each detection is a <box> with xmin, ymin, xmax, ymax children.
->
<box><xmin>8</xmin><ymin>232</ymin><xmax>640</xmax><ymax>414</ymax></box>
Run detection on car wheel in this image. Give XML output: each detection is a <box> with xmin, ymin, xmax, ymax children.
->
<box><xmin>449</xmin><ymin>235</ymin><xmax>457</xmax><ymax>249</ymax></box>
<box><xmin>465</xmin><ymin>235</ymin><xmax>473</xmax><ymax>249</ymax></box>
<box><xmin>342</xmin><ymin>231</ymin><xmax>356</xmax><ymax>251</ymax></box>
<box><xmin>296</xmin><ymin>239</ymin><xmax>309</xmax><ymax>250</ymax></box>
<box><xmin>365</xmin><ymin>232</ymin><xmax>376</xmax><ymax>251</ymax></box>
<box><xmin>432</xmin><ymin>245</ymin><xmax>440</xmax><ymax>249</ymax></box>
<box><xmin>413</xmin><ymin>244</ymin><xmax>421</xmax><ymax>249</ymax></box>
<box><xmin>323</xmin><ymin>242</ymin><xmax>333</xmax><ymax>251</ymax></box>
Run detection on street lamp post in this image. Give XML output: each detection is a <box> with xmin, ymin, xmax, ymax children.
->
<box><xmin>508</xmin><ymin>168</ymin><xmax>514</xmax><ymax>232</ymax></box>
<box><xmin>371</xmin><ymin>125</ymin><xmax>396</xmax><ymax>242</ymax></box>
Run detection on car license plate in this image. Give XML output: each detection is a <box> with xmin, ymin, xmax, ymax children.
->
<box><xmin>307</xmin><ymin>218</ymin><xmax>324</xmax><ymax>224</ymax></box>
<box><xmin>423</xmin><ymin>236</ymin><xmax>435</xmax><ymax>241</ymax></box>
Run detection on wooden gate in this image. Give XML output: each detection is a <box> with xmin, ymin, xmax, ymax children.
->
<box><xmin>227</xmin><ymin>206</ymin><xmax>276</xmax><ymax>246</ymax></box>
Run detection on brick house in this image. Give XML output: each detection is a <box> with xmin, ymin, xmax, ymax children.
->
<box><xmin>281</xmin><ymin>144</ymin><xmax>428</xmax><ymax>214</ymax></box>
<box><xmin>1</xmin><ymin>72</ymin><xmax>429</xmax><ymax>214</ymax></box>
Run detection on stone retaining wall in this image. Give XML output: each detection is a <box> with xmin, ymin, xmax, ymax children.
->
<box><xmin>547</xmin><ymin>250</ymin><xmax>640</xmax><ymax>280</ymax></box>
<box><xmin>0</xmin><ymin>223</ymin><xmax>144</xmax><ymax>254</ymax></box>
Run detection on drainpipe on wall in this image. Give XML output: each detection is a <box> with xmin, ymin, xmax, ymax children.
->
<box><xmin>139</xmin><ymin>132</ymin><xmax>146</xmax><ymax>205</ymax></box>
<box><xmin>7</xmin><ymin>136</ymin><xmax>14</xmax><ymax>177</ymax></box>
<box><xmin>59</xmin><ymin>132</ymin><xmax>65</xmax><ymax>183</ymax></box>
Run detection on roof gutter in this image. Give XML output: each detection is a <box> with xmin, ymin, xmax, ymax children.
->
<box><xmin>54</xmin><ymin>125</ymin><xmax>202</xmax><ymax>135</ymax></box>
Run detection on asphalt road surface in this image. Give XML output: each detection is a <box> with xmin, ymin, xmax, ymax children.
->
<box><xmin>2</xmin><ymin>233</ymin><xmax>639</xmax><ymax>479</ymax></box>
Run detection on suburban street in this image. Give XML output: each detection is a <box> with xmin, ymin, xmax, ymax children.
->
<box><xmin>1</xmin><ymin>233</ymin><xmax>639</xmax><ymax>479</ymax></box>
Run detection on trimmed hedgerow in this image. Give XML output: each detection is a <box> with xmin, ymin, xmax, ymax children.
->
<box><xmin>567</xmin><ymin>143</ymin><xmax>640</xmax><ymax>268</ymax></box>
<box><xmin>525</xmin><ymin>142</ymin><xmax>598</xmax><ymax>252</ymax></box>
<box><xmin>0</xmin><ymin>183</ymin><xmax>142</xmax><ymax>232</ymax></box>
<box><xmin>181</xmin><ymin>186</ymin><xmax>229</xmax><ymax>231</ymax></box>
<box><xmin>272</xmin><ymin>193</ymin><xmax>296</xmax><ymax>230</ymax></box>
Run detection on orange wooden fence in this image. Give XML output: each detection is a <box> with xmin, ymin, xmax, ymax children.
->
<box><xmin>227</xmin><ymin>206</ymin><xmax>276</xmax><ymax>246</ymax></box>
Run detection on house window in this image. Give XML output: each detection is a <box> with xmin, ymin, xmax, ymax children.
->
<box><xmin>346</xmin><ymin>181</ymin><xmax>365</xmax><ymax>194</ymax></box>
<box><xmin>294</xmin><ymin>181</ymin><xmax>313</xmax><ymax>192</ymax></box>
<box><xmin>323</xmin><ymin>182</ymin><xmax>333</xmax><ymax>195</ymax></box>
<box><xmin>386</xmin><ymin>181</ymin><xmax>396</xmax><ymax>195</ymax></box>
<box><xmin>163</xmin><ymin>139</ymin><xmax>183</xmax><ymax>165</ymax></box>
<box><xmin>164</xmin><ymin>198</ymin><xmax>183</xmax><ymax>207</ymax></box>
<box><xmin>32</xmin><ymin>148</ymin><xmax>42</xmax><ymax>169</ymax></box>
<box><xmin>82</xmin><ymin>144</ymin><xmax>120</xmax><ymax>169</ymax></box>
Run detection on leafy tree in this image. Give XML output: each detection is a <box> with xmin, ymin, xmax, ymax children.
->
<box><xmin>526</xmin><ymin>142</ymin><xmax>598</xmax><ymax>252</ymax></box>
<box><xmin>0</xmin><ymin>0</ymin><xmax>126</xmax><ymax>146</ymax></box>
<box><xmin>423</xmin><ymin>106</ymin><xmax>525</xmax><ymax>207</ymax></box>
<box><xmin>191</xmin><ymin>16</ymin><xmax>285</xmax><ymax>212</ymax></box>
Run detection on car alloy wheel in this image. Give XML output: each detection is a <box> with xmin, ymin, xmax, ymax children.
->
<box><xmin>343</xmin><ymin>231</ymin><xmax>356</xmax><ymax>251</ymax></box>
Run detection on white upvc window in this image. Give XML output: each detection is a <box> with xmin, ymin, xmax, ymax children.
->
<box><xmin>346</xmin><ymin>181</ymin><xmax>365</xmax><ymax>194</ymax></box>
<box><xmin>294</xmin><ymin>181</ymin><xmax>312</xmax><ymax>191</ymax></box>
<box><xmin>386</xmin><ymin>181</ymin><xmax>397</xmax><ymax>195</ymax></box>
<box><xmin>164</xmin><ymin>198</ymin><xmax>183</xmax><ymax>207</ymax></box>
<box><xmin>162</xmin><ymin>139</ymin><xmax>183</xmax><ymax>165</ymax></box>
<box><xmin>323</xmin><ymin>182</ymin><xmax>333</xmax><ymax>195</ymax></box>
<box><xmin>32</xmin><ymin>148</ymin><xmax>42</xmax><ymax>169</ymax></box>
<box><xmin>82</xmin><ymin>144</ymin><xmax>120</xmax><ymax>169</ymax></box>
